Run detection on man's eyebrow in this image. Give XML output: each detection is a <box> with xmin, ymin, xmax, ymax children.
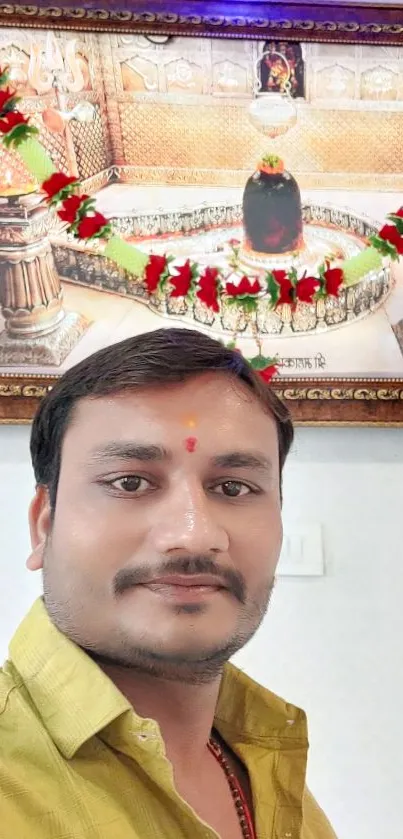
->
<box><xmin>211</xmin><ymin>451</ymin><xmax>273</xmax><ymax>474</ymax></box>
<box><xmin>87</xmin><ymin>442</ymin><xmax>170</xmax><ymax>464</ymax></box>
<box><xmin>86</xmin><ymin>444</ymin><xmax>273</xmax><ymax>474</ymax></box>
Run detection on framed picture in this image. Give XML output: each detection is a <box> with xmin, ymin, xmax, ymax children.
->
<box><xmin>1</xmin><ymin>0</ymin><xmax>403</xmax><ymax>425</ymax></box>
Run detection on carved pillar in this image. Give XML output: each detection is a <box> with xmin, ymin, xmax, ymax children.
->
<box><xmin>0</xmin><ymin>201</ymin><xmax>88</xmax><ymax>366</ymax></box>
<box><xmin>0</xmin><ymin>238</ymin><xmax>65</xmax><ymax>336</ymax></box>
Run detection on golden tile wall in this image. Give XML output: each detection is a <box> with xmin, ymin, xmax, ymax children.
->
<box><xmin>119</xmin><ymin>99</ymin><xmax>403</xmax><ymax>180</ymax></box>
<box><xmin>111</xmin><ymin>36</ymin><xmax>403</xmax><ymax>189</ymax></box>
<box><xmin>1</xmin><ymin>30</ymin><xmax>403</xmax><ymax>191</ymax></box>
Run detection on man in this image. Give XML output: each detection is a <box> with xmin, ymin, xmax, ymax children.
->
<box><xmin>0</xmin><ymin>327</ymin><xmax>336</xmax><ymax>839</ymax></box>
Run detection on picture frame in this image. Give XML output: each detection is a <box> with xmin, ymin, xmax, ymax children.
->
<box><xmin>1</xmin><ymin>0</ymin><xmax>403</xmax><ymax>425</ymax></box>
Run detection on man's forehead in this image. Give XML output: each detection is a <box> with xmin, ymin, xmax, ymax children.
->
<box><xmin>70</xmin><ymin>375</ymin><xmax>262</xmax><ymax>420</ymax></box>
<box><xmin>65</xmin><ymin>377</ymin><xmax>276</xmax><ymax>446</ymax></box>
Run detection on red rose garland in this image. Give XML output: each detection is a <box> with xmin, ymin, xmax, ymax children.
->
<box><xmin>42</xmin><ymin>172</ymin><xmax>78</xmax><ymax>201</ymax></box>
<box><xmin>1</xmin><ymin>65</ymin><xmax>402</xmax><ymax>384</ymax></box>
<box><xmin>224</xmin><ymin>342</ymin><xmax>279</xmax><ymax>382</ymax></box>
<box><xmin>144</xmin><ymin>254</ymin><xmax>169</xmax><ymax>294</ymax></box>
<box><xmin>322</xmin><ymin>265</ymin><xmax>344</xmax><ymax>296</ymax></box>
<box><xmin>296</xmin><ymin>276</ymin><xmax>321</xmax><ymax>304</ymax></box>
<box><xmin>0</xmin><ymin>87</ymin><xmax>16</xmax><ymax>110</ymax></box>
<box><xmin>226</xmin><ymin>276</ymin><xmax>261</xmax><ymax>297</ymax></box>
<box><xmin>254</xmin><ymin>360</ymin><xmax>279</xmax><ymax>382</ymax></box>
<box><xmin>375</xmin><ymin>223</ymin><xmax>403</xmax><ymax>256</ymax></box>
<box><xmin>40</xmin><ymin>172</ymin><xmax>112</xmax><ymax>240</ymax></box>
<box><xmin>197</xmin><ymin>267</ymin><xmax>220</xmax><ymax>312</ymax></box>
<box><xmin>169</xmin><ymin>260</ymin><xmax>195</xmax><ymax>297</ymax></box>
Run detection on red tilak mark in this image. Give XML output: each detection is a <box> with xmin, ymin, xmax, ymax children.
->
<box><xmin>184</xmin><ymin>436</ymin><xmax>197</xmax><ymax>453</ymax></box>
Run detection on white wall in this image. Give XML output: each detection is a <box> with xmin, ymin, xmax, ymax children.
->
<box><xmin>1</xmin><ymin>423</ymin><xmax>402</xmax><ymax>839</ymax></box>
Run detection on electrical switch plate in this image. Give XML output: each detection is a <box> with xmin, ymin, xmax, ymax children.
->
<box><xmin>278</xmin><ymin>524</ymin><xmax>324</xmax><ymax>576</ymax></box>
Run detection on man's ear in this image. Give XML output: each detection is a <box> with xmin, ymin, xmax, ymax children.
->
<box><xmin>26</xmin><ymin>485</ymin><xmax>52</xmax><ymax>571</ymax></box>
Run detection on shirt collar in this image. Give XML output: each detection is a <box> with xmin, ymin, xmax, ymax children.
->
<box><xmin>9</xmin><ymin>597</ymin><xmax>307</xmax><ymax>758</ymax></box>
<box><xmin>9</xmin><ymin>598</ymin><xmax>132</xmax><ymax>758</ymax></box>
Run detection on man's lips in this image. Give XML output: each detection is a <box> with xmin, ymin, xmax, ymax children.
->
<box><xmin>143</xmin><ymin>574</ymin><xmax>228</xmax><ymax>589</ymax></box>
<box><xmin>134</xmin><ymin>574</ymin><xmax>229</xmax><ymax>602</ymax></box>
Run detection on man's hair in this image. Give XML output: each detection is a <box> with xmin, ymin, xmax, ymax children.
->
<box><xmin>30</xmin><ymin>327</ymin><xmax>294</xmax><ymax>508</ymax></box>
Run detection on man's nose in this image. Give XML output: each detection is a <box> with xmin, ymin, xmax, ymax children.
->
<box><xmin>150</xmin><ymin>481</ymin><xmax>229</xmax><ymax>556</ymax></box>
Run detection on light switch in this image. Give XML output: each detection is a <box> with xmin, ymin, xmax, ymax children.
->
<box><xmin>278</xmin><ymin>524</ymin><xmax>324</xmax><ymax>576</ymax></box>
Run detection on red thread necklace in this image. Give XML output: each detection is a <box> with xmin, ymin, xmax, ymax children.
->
<box><xmin>207</xmin><ymin>735</ymin><xmax>256</xmax><ymax>839</ymax></box>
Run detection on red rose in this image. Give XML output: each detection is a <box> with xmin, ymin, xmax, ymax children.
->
<box><xmin>271</xmin><ymin>269</ymin><xmax>294</xmax><ymax>306</ymax></box>
<box><xmin>0</xmin><ymin>111</ymin><xmax>28</xmax><ymax>134</ymax></box>
<box><xmin>42</xmin><ymin>172</ymin><xmax>78</xmax><ymax>201</ymax></box>
<box><xmin>271</xmin><ymin>269</ymin><xmax>287</xmax><ymax>283</ymax></box>
<box><xmin>323</xmin><ymin>266</ymin><xmax>344</xmax><ymax>296</ymax></box>
<box><xmin>226</xmin><ymin>275</ymin><xmax>261</xmax><ymax>297</ymax></box>
<box><xmin>196</xmin><ymin>267</ymin><xmax>220</xmax><ymax>312</ymax></box>
<box><xmin>378</xmin><ymin>224</ymin><xmax>403</xmax><ymax>255</ymax></box>
<box><xmin>258</xmin><ymin>364</ymin><xmax>278</xmax><ymax>383</ymax></box>
<box><xmin>0</xmin><ymin>88</ymin><xmax>16</xmax><ymax>112</ymax></box>
<box><xmin>392</xmin><ymin>208</ymin><xmax>403</xmax><ymax>219</ymax></box>
<box><xmin>170</xmin><ymin>260</ymin><xmax>193</xmax><ymax>297</ymax></box>
<box><xmin>77</xmin><ymin>212</ymin><xmax>108</xmax><ymax>239</ymax></box>
<box><xmin>296</xmin><ymin>276</ymin><xmax>320</xmax><ymax>304</ymax></box>
<box><xmin>144</xmin><ymin>254</ymin><xmax>168</xmax><ymax>294</ymax></box>
<box><xmin>57</xmin><ymin>194</ymin><xmax>88</xmax><ymax>224</ymax></box>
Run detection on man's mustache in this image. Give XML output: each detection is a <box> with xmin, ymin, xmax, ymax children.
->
<box><xmin>113</xmin><ymin>555</ymin><xmax>246</xmax><ymax>604</ymax></box>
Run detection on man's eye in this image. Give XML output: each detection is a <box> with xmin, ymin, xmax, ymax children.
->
<box><xmin>110</xmin><ymin>476</ymin><xmax>149</xmax><ymax>493</ymax></box>
<box><xmin>214</xmin><ymin>481</ymin><xmax>252</xmax><ymax>498</ymax></box>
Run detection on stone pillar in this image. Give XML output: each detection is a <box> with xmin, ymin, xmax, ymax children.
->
<box><xmin>0</xmin><ymin>201</ymin><xmax>87</xmax><ymax>366</ymax></box>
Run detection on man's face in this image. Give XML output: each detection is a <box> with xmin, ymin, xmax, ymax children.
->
<box><xmin>30</xmin><ymin>372</ymin><xmax>283</xmax><ymax>682</ymax></box>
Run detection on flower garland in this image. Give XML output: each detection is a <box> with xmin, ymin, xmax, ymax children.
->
<box><xmin>1</xmin><ymin>67</ymin><xmax>402</xmax><ymax>383</ymax></box>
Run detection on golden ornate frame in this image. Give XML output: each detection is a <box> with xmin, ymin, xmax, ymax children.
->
<box><xmin>0</xmin><ymin>1</ymin><xmax>402</xmax><ymax>44</ymax></box>
<box><xmin>1</xmin><ymin>0</ymin><xmax>403</xmax><ymax>425</ymax></box>
<box><xmin>1</xmin><ymin>373</ymin><xmax>403</xmax><ymax>427</ymax></box>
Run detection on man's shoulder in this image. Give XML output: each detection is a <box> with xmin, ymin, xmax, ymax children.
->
<box><xmin>0</xmin><ymin>660</ymin><xmax>34</xmax><ymax>737</ymax></box>
<box><xmin>302</xmin><ymin>787</ymin><xmax>338</xmax><ymax>839</ymax></box>
<box><xmin>0</xmin><ymin>662</ymin><xmax>19</xmax><ymax>716</ymax></box>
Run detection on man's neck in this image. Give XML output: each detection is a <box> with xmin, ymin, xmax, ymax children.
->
<box><xmin>99</xmin><ymin>661</ymin><xmax>223</xmax><ymax>772</ymax></box>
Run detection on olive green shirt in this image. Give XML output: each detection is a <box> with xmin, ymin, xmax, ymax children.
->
<box><xmin>0</xmin><ymin>598</ymin><xmax>337</xmax><ymax>839</ymax></box>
